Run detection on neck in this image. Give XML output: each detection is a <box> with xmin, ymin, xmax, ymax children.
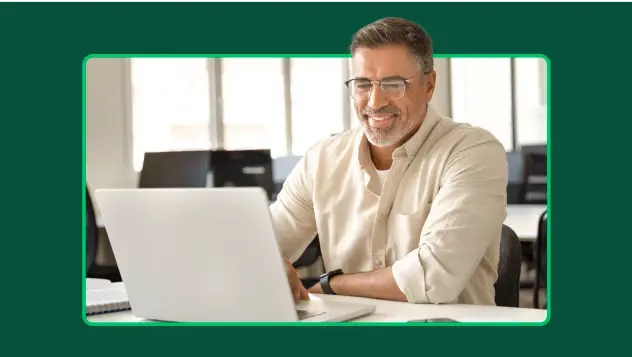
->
<box><xmin>369</xmin><ymin>121</ymin><xmax>423</xmax><ymax>170</ymax></box>
<box><xmin>367</xmin><ymin>107</ymin><xmax>429</xmax><ymax>171</ymax></box>
<box><xmin>370</xmin><ymin>144</ymin><xmax>396</xmax><ymax>171</ymax></box>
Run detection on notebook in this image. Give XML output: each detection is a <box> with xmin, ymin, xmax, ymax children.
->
<box><xmin>85</xmin><ymin>280</ymin><xmax>131</xmax><ymax>316</ymax></box>
<box><xmin>86</xmin><ymin>278</ymin><xmax>112</xmax><ymax>290</ymax></box>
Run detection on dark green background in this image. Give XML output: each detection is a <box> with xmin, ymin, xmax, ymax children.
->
<box><xmin>1</xmin><ymin>1</ymin><xmax>624</xmax><ymax>352</ymax></box>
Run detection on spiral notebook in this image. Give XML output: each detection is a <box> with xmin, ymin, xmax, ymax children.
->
<box><xmin>86</xmin><ymin>281</ymin><xmax>131</xmax><ymax>316</ymax></box>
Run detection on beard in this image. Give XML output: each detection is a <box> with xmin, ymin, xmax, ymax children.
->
<box><xmin>359</xmin><ymin>105</ymin><xmax>424</xmax><ymax>147</ymax></box>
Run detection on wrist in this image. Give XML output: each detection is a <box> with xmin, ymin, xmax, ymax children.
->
<box><xmin>319</xmin><ymin>269</ymin><xmax>344</xmax><ymax>295</ymax></box>
<box><xmin>329</xmin><ymin>274</ymin><xmax>342</xmax><ymax>294</ymax></box>
<box><xmin>308</xmin><ymin>283</ymin><xmax>323</xmax><ymax>294</ymax></box>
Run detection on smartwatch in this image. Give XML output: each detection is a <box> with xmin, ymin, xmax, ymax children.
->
<box><xmin>319</xmin><ymin>269</ymin><xmax>344</xmax><ymax>295</ymax></box>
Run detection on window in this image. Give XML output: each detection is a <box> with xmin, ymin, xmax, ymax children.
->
<box><xmin>450</xmin><ymin>58</ymin><xmax>514</xmax><ymax>150</ymax></box>
<box><xmin>290</xmin><ymin>58</ymin><xmax>346</xmax><ymax>154</ymax></box>
<box><xmin>129</xmin><ymin>58</ymin><xmax>211</xmax><ymax>171</ymax></box>
<box><xmin>127</xmin><ymin>57</ymin><xmax>536</xmax><ymax>175</ymax></box>
<box><xmin>221</xmin><ymin>58</ymin><xmax>287</xmax><ymax>157</ymax></box>
<box><xmin>514</xmin><ymin>57</ymin><xmax>547</xmax><ymax>146</ymax></box>
<box><xmin>349</xmin><ymin>98</ymin><xmax>361</xmax><ymax>128</ymax></box>
<box><xmin>347</xmin><ymin>59</ymin><xmax>363</xmax><ymax>129</ymax></box>
<box><xmin>430</xmin><ymin>58</ymin><xmax>452</xmax><ymax>117</ymax></box>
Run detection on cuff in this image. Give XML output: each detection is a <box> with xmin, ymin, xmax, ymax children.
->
<box><xmin>391</xmin><ymin>249</ymin><xmax>429</xmax><ymax>304</ymax></box>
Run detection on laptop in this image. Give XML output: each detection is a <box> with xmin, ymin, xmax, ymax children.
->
<box><xmin>94</xmin><ymin>187</ymin><xmax>376</xmax><ymax>322</ymax></box>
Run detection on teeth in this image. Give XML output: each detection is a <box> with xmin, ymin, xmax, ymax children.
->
<box><xmin>369</xmin><ymin>115</ymin><xmax>393</xmax><ymax>121</ymax></box>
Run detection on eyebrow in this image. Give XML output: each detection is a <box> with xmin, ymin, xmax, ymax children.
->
<box><xmin>350</xmin><ymin>75</ymin><xmax>407</xmax><ymax>81</ymax></box>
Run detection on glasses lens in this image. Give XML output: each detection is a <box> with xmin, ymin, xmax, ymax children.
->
<box><xmin>348</xmin><ymin>79</ymin><xmax>372</xmax><ymax>100</ymax></box>
<box><xmin>380</xmin><ymin>78</ymin><xmax>406</xmax><ymax>99</ymax></box>
<box><xmin>347</xmin><ymin>78</ymin><xmax>407</xmax><ymax>100</ymax></box>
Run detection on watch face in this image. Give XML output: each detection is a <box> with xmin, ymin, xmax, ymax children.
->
<box><xmin>322</xmin><ymin>269</ymin><xmax>343</xmax><ymax>278</ymax></box>
<box><xmin>320</xmin><ymin>269</ymin><xmax>341</xmax><ymax>279</ymax></box>
<box><xmin>331</xmin><ymin>269</ymin><xmax>343</xmax><ymax>276</ymax></box>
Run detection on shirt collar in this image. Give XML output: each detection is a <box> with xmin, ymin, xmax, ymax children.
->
<box><xmin>354</xmin><ymin>104</ymin><xmax>443</xmax><ymax>169</ymax></box>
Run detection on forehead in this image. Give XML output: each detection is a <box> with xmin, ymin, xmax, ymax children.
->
<box><xmin>351</xmin><ymin>44</ymin><xmax>419</xmax><ymax>79</ymax></box>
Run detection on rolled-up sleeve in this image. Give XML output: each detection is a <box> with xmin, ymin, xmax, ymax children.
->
<box><xmin>392</xmin><ymin>133</ymin><xmax>508</xmax><ymax>304</ymax></box>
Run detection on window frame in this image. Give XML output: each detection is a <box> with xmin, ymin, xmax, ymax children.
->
<box><xmin>448</xmin><ymin>56</ymin><xmax>548</xmax><ymax>151</ymax></box>
<box><xmin>125</xmin><ymin>56</ymin><xmax>548</xmax><ymax>172</ymax></box>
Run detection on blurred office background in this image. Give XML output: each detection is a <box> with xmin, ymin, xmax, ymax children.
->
<box><xmin>86</xmin><ymin>56</ymin><xmax>547</xmax><ymax>308</ymax></box>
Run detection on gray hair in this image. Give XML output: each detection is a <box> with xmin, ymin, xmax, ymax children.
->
<box><xmin>350</xmin><ymin>17</ymin><xmax>434</xmax><ymax>74</ymax></box>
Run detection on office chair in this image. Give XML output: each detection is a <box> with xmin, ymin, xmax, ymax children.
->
<box><xmin>293</xmin><ymin>236</ymin><xmax>322</xmax><ymax>289</ymax></box>
<box><xmin>86</xmin><ymin>186</ymin><xmax>98</xmax><ymax>276</ymax></box>
<box><xmin>533</xmin><ymin>210</ymin><xmax>547</xmax><ymax>309</ymax></box>
<box><xmin>494</xmin><ymin>224</ymin><xmax>523</xmax><ymax>307</ymax></box>
<box><xmin>506</xmin><ymin>151</ymin><xmax>524</xmax><ymax>204</ymax></box>
<box><xmin>520</xmin><ymin>148</ymin><xmax>547</xmax><ymax>204</ymax></box>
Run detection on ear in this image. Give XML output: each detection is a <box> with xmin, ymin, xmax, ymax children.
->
<box><xmin>424</xmin><ymin>71</ymin><xmax>437</xmax><ymax>100</ymax></box>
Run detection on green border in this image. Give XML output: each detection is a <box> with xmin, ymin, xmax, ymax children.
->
<box><xmin>83</xmin><ymin>53</ymin><xmax>550</xmax><ymax>327</ymax></box>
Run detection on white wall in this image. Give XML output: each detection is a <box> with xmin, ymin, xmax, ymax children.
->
<box><xmin>432</xmin><ymin>58</ymin><xmax>451</xmax><ymax>117</ymax></box>
<box><xmin>86</xmin><ymin>58</ymin><xmax>136</xmax><ymax>200</ymax></box>
<box><xmin>85</xmin><ymin>57</ymin><xmax>454</xmax><ymax>198</ymax></box>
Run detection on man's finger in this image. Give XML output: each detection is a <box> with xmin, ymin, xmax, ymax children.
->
<box><xmin>299</xmin><ymin>287</ymin><xmax>310</xmax><ymax>300</ymax></box>
<box><xmin>291</xmin><ymin>279</ymin><xmax>299</xmax><ymax>296</ymax></box>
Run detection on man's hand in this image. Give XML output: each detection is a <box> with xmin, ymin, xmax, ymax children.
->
<box><xmin>284</xmin><ymin>258</ymin><xmax>310</xmax><ymax>302</ymax></box>
<box><xmin>308</xmin><ymin>283</ymin><xmax>323</xmax><ymax>294</ymax></box>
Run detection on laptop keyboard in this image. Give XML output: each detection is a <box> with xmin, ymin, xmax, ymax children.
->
<box><xmin>296</xmin><ymin>309</ymin><xmax>325</xmax><ymax>320</ymax></box>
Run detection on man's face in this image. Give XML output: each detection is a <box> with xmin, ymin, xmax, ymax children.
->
<box><xmin>350</xmin><ymin>45</ymin><xmax>436</xmax><ymax>147</ymax></box>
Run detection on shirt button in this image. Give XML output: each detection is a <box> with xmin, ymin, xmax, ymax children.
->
<box><xmin>375</xmin><ymin>259</ymin><xmax>383</xmax><ymax>267</ymax></box>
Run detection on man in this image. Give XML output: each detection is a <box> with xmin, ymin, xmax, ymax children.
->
<box><xmin>270</xmin><ymin>17</ymin><xmax>508</xmax><ymax>306</ymax></box>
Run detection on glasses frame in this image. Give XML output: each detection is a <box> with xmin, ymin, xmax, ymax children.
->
<box><xmin>344</xmin><ymin>72</ymin><xmax>430</xmax><ymax>101</ymax></box>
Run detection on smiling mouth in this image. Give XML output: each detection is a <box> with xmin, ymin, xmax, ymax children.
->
<box><xmin>366</xmin><ymin>114</ymin><xmax>397</xmax><ymax>128</ymax></box>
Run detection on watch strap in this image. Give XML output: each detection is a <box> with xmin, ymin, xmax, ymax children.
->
<box><xmin>320</xmin><ymin>269</ymin><xmax>343</xmax><ymax>295</ymax></box>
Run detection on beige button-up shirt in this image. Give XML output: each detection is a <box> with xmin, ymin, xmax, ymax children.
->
<box><xmin>269</xmin><ymin>105</ymin><xmax>508</xmax><ymax>305</ymax></box>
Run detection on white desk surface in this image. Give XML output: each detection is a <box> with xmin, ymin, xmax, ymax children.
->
<box><xmin>87</xmin><ymin>293</ymin><xmax>546</xmax><ymax>324</ymax></box>
<box><xmin>504</xmin><ymin>204</ymin><xmax>547</xmax><ymax>241</ymax></box>
<box><xmin>96</xmin><ymin>204</ymin><xmax>546</xmax><ymax>242</ymax></box>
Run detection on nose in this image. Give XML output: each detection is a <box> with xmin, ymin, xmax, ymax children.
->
<box><xmin>367</xmin><ymin>83</ymin><xmax>388</xmax><ymax>109</ymax></box>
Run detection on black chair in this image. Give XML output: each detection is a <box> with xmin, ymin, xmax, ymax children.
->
<box><xmin>533</xmin><ymin>210</ymin><xmax>547</xmax><ymax>309</ymax></box>
<box><xmin>293</xmin><ymin>236</ymin><xmax>322</xmax><ymax>289</ymax></box>
<box><xmin>494</xmin><ymin>224</ymin><xmax>523</xmax><ymax>307</ymax></box>
<box><xmin>520</xmin><ymin>147</ymin><xmax>547</xmax><ymax>204</ymax></box>
<box><xmin>86</xmin><ymin>186</ymin><xmax>99</xmax><ymax>276</ymax></box>
<box><xmin>506</xmin><ymin>151</ymin><xmax>524</xmax><ymax>205</ymax></box>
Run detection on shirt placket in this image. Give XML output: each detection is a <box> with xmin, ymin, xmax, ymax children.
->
<box><xmin>370</xmin><ymin>155</ymin><xmax>410</xmax><ymax>269</ymax></box>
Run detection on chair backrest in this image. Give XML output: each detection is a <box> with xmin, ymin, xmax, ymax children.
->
<box><xmin>86</xmin><ymin>186</ymin><xmax>98</xmax><ymax>274</ymax></box>
<box><xmin>494</xmin><ymin>224</ymin><xmax>522</xmax><ymax>307</ymax></box>
<box><xmin>534</xmin><ymin>210</ymin><xmax>547</xmax><ymax>308</ymax></box>
<box><xmin>506</xmin><ymin>151</ymin><xmax>524</xmax><ymax>204</ymax></box>
<box><xmin>293</xmin><ymin>236</ymin><xmax>321</xmax><ymax>270</ymax></box>
<box><xmin>536</xmin><ymin>210</ymin><xmax>547</xmax><ymax>251</ymax></box>
<box><xmin>292</xmin><ymin>236</ymin><xmax>322</xmax><ymax>290</ymax></box>
<box><xmin>521</xmin><ymin>148</ymin><xmax>547</xmax><ymax>204</ymax></box>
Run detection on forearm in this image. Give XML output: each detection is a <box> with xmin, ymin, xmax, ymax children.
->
<box><xmin>309</xmin><ymin>266</ymin><xmax>408</xmax><ymax>302</ymax></box>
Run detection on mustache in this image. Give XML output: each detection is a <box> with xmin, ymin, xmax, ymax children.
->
<box><xmin>362</xmin><ymin>106</ymin><xmax>400</xmax><ymax>116</ymax></box>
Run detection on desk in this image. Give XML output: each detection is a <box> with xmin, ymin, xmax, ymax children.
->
<box><xmin>504</xmin><ymin>204</ymin><xmax>547</xmax><ymax>241</ymax></box>
<box><xmin>87</xmin><ymin>293</ymin><xmax>546</xmax><ymax>324</ymax></box>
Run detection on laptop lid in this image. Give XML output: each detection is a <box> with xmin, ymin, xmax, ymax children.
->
<box><xmin>94</xmin><ymin>187</ymin><xmax>298</xmax><ymax>322</ymax></box>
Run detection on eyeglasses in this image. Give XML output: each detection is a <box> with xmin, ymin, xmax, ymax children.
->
<box><xmin>344</xmin><ymin>73</ymin><xmax>428</xmax><ymax>101</ymax></box>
